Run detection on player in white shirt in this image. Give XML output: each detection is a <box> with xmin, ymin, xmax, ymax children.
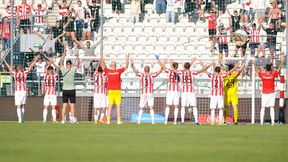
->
<box><xmin>155</xmin><ymin>55</ymin><xmax>181</xmax><ymax>125</ymax></box>
<box><xmin>179</xmin><ymin>58</ymin><xmax>213</xmax><ymax>125</ymax></box>
<box><xmin>42</xmin><ymin>58</ymin><xmax>60</xmax><ymax>123</ymax></box>
<box><xmin>1</xmin><ymin>54</ymin><xmax>39</xmax><ymax>123</ymax></box>
<box><xmin>93</xmin><ymin>62</ymin><xmax>108</xmax><ymax>124</ymax></box>
<box><xmin>131</xmin><ymin>59</ymin><xmax>162</xmax><ymax>124</ymax></box>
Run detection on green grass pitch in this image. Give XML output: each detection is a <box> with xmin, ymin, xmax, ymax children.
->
<box><xmin>0</xmin><ymin>122</ymin><xmax>287</xmax><ymax>162</ymax></box>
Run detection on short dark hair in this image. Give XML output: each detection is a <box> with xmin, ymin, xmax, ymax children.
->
<box><xmin>66</xmin><ymin>60</ymin><xmax>72</xmax><ymax>65</ymax></box>
<box><xmin>172</xmin><ymin>62</ymin><xmax>178</xmax><ymax>69</ymax></box>
<box><xmin>47</xmin><ymin>66</ymin><xmax>54</xmax><ymax>71</ymax></box>
<box><xmin>228</xmin><ymin>64</ymin><xmax>234</xmax><ymax>71</ymax></box>
<box><xmin>215</xmin><ymin>66</ymin><xmax>221</xmax><ymax>73</ymax></box>
<box><xmin>98</xmin><ymin>66</ymin><xmax>103</xmax><ymax>73</ymax></box>
<box><xmin>265</xmin><ymin>63</ymin><xmax>272</xmax><ymax>71</ymax></box>
<box><xmin>184</xmin><ymin>62</ymin><xmax>191</xmax><ymax>70</ymax></box>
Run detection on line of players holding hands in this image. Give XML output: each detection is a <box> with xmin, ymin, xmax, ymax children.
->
<box><xmin>1</xmin><ymin>51</ymin><xmax>285</xmax><ymax>125</ymax></box>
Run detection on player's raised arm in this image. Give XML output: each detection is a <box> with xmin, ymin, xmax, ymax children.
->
<box><xmin>51</xmin><ymin>58</ymin><xmax>60</xmax><ymax>74</ymax></box>
<box><xmin>1</xmin><ymin>54</ymin><xmax>13</xmax><ymax>73</ymax></box>
<box><xmin>276</xmin><ymin>55</ymin><xmax>285</xmax><ymax>73</ymax></box>
<box><xmin>75</xmin><ymin>52</ymin><xmax>81</xmax><ymax>69</ymax></box>
<box><xmin>197</xmin><ymin>62</ymin><xmax>214</xmax><ymax>74</ymax></box>
<box><xmin>236</xmin><ymin>63</ymin><xmax>245</xmax><ymax>77</ymax></box>
<box><xmin>155</xmin><ymin>67</ymin><xmax>163</xmax><ymax>77</ymax></box>
<box><xmin>131</xmin><ymin>58</ymin><xmax>139</xmax><ymax>74</ymax></box>
<box><xmin>28</xmin><ymin>55</ymin><xmax>40</xmax><ymax>72</ymax></box>
<box><xmin>123</xmin><ymin>53</ymin><xmax>130</xmax><ymax>70</ymax></box>
<box><xmin>155</xmin><ymin>54</ymin><xmax>167</xmax><ymax>71</ymax></box>
<box><xmin>252</xmin><ymin>58</ymin><xmax>260</xmax><ymax>74</ymax></box>
<box><xmin>99</xmin><ymin>55</ymin><xmax>106</xmax><ymax>69</ymax></box>
<box><xmin>190</xmin><ymin>57</ymin><xmax>196</xmax><ymax>65</ymax></box>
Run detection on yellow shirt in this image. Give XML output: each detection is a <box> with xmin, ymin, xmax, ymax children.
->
<box><xmin>224</xmin><ymin>71</ymin><xmax>239</xmax><ymax>95</ymax></box>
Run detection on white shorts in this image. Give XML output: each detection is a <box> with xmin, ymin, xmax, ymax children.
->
<box><xmin>43</xmin><ymin>94</ymin><xmax>57</xmax><ymax>106</ymax></box>
<box><xmin>15</xmin><ymin>91</ymin><xmax>27</xmax><ymax>106</ymax></box>
<box><xmin>181</xmin><ymin>92</ymin><xmax>197</xmax><ymax>107</ymax></box>
<box><xmin>139</xmin><ymin>93</ymin><xmax>154</xmax><ymax>108</ymax></box>
<box><xmin>33</xmin><ymin>25</ymin><xmax>45</xmax><ymax>33</ymax></box>
<box><xmin>166</xmin><ymin>91</ymin><xmax>180</xmax><ymax>106</ymax></box>
<box><xmin>83</xmin><ymin>28</ymin><xmax>91</xmax><ymax>32</ymax></box>
<box><xmin>94</xmin><ymin>93</ymin><xmax>108</xmax><ymax>109</ymax></box>
<box><xmin>261</xmin><ymin>93</ymin><xmax>276</xmax><ymax>108</ymax></box>
<box><xmin>210</xmin><ymin>96</ymin><xmax>224</xmax><ymax>109</ymax></box>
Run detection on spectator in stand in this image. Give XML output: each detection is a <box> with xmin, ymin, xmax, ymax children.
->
<box><xmin>46</xmin><ymin>0</ymin><xmax>53</xmax><ymax>10</ymax></box>
<box><xmin>87</xmin><ymin>0</ymin><xmax>100</xmax><ymax>32</ymax></box>
<box><xmin>155</xmin><ymin>0</ymin><xmax>166</xmax><ymax>14</ymax></box>
<box><xmin>55</xmin><ymin>0</ymin><xmax>73</xmax><ymax>28</ymax></box>
<box><xmin>248</xmin><ymin>23</ymin><xmax>260</xmax><ymax>57</ymax></box>
<box><xmin>112</xmin><ymin>0</ymin><xmax>121</xmax><ymax>14</ymax></box>
<box><xmin>254</xmin><ymin>0</ymin><xmax>267</xmax><ymax>22</ymax></box>
<box><xmin>82</xmin><ymin>13</ymin><xmax>92</xmax><ymax>40</ymax></box>
<box><xmin>130</xmin><ymin>0</ymin><xmax>141</xmax><ymax>24</ymax></box>
<box><xmin>35</xmin><ymin>57</ymin><xmax>46</xmax><ymax>83</ymax></box>
<box><xmin>76</xmin><ymin>37</ymin><xmax>106</xmax><ymax>56</ymax></box>
<box><xmin>6</xmin><ymin>3</ymin><xmax>17</xmax><ymax>27</ymax></box>
<box><xmin>241</xmin><ymin>0</ymin><xmax>252</xmax><ymax>25</ymax></box>
<box><xmin>204</xmin><ymin>0</ymin><xmax>216</xmax><ymax>13</ymax></box>
<box><xmin>47</xmin><ymin>20</ymin><xmax>64</xmax><ymax>54</ymax></box>
<box><xmin>166</xmin><ymin>0</ymin><xmax>176</xmax><ymax>23</ymax></box>
<box><xmin>64</xmin><ymin>10</ymin><xmax>77</xmax><ymax>43</ymax></box>
<box><xmin>36</xmin><ymin>32</ymin><xmax>66</xmax><ymax>56</ymax></box>
<box><xmin>32</xmin><ymin>3</ymin><xmax>47</xmax><ymax>33</ymax></box>
<box><xmin>17</xmin><ymin>0</ymin><xmax>32</xmax><ymax>34</ymax></box>
<box><xmin>217</xmin><ymin>0</ymin><xmax>226</xmax><ymax>15</ymax></box>
<box><xmin>267</xmin><ymin>1</ymin><xmax>281</xmax><ymax>31</ymax></box>
<box><xmin>206</xmin><ymin>10</ymin><xmax>217</xmax><ymax>54</ymax></box>
<box><xmin>259</xmin><ymin>22</ymin><xmax>277</xmax><ymax>62</ymax></box>
<box><xmin>234</xmin><ymin>25</ymin><xmax>249</xmax><ymax>57</ymax></box>
<box><xmin>216</xmin><ymin>23</ymin><xmax>229</xmax><ymax>57</ymax></box>
<box><xmin>227</xmin><ymin>9</ymin><xmax>241</xmax><ymax>32</ymax></box>
<box><xmin>74</xmin><ymin>0</ymin><xmax>86</xmax><ymax>41</ymax></box>
<box><xmin>0</xmin><ymin>16</ymin><xmax>11</xmax><ymax>50</ymax></box>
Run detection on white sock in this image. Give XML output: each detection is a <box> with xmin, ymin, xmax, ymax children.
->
<box><xmin>270</xmin><ymin>107</ymin><xmax>275</xmax><ymax>124</ymax></box>
<box><xmin>193</xmin><ymin>107</ymin><xmax>198</xmax><ymax>123</ymax></box>
<box><xmin>260</xmin><ymin>107</ymin><xmax>265</xmax><ymax>124</ymax></box>
<box><xmin>94</xmin><ymin>114</ymin><xmax>99</xmax><ymax>121</ymax></box>
<box><xmin>165</xmin><ymin>107</ymin><xmax>170</xmax><ymax>123</ymax></box>
<box><xmin>100</xmin><ymin>113</ymin><xmax>105</xmax><ymax>121</ymax></box>
<box><xmin>219</xmin><ymin>109</ymin><xmax>223</xmax><ymax>124</ymax></box>
<box><xmin>52</xmin><ymin>109</ymin><xmax>57</xmax><ymax>122</ymax></box>
<box><xmin>174</xmin><ymin>108</ymin><xmax>179</xmax><ymax>123</ymax></box>
<box><xmin>17</xmin><ymin>108</ymin><xmax>22</xmax><ymax>122</ymax></box>
<box><xmin>21</xmin><ymin>108</ymin><xmax>25</xmax><ymax>120</ymax></box>
<box><xmin>43</xmin><ymin>109</ymin><xmax>48</xmax><ymax>121</ymax></box>
<box><xmin>150</xmin><ymin>109</ymin><xmax>155</xmax><ymax>124</ymax></box>
<box><xmin>211</xmin><ymin>109</ymin><xmax>215</xmax><ymax>124</ymax></box>
<box><xmin>138</xmin><ymin>109</ymin><xmax>143</xmax><ymax>123</ymax></box>
<box><xmin>180</xmin><ymin>107</ymin><xmax>185</xmax><ymax>123</ymax></box>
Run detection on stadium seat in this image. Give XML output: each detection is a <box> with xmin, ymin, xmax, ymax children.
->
<box><xmin>134</xmin><ymin>23</ymin><xmax>143</xmax><ymax>33</ymax></box>
<box><xmin>168</xmin><ymin>35</ymin><xmax>178</xmax><ymax>43</ymax></box>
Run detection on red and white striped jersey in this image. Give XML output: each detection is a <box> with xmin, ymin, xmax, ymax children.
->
<box><xmin>7</xmin><ymin>5</ymin><xmax>17</xmax><ymax>18</ymax></box>
<box><xmin>137</xmin><ymin>72</ymin><xmax>157</xmax><ymax>94</ymax></box>
<box><xmin>249</xmin><ymin>29</ymin><xmax>260</xmax><ymax>44</ymax></box>
<box><xmin>43</xmin><ymin>74</ymin><xmax>58</xmax><ymax>95</ymax></box>
<box><xmin>93</xmin><ymin>71</ymin><xmax>107</xmax><ymax>94</ymax></box>
<box><xmin>180</xmin><ymin>70</ymin><xmax>198</xmax><ymax>93</ymax></box>
<box><xmin>11</xmin><ymin>71</ymin><xmax>29</xmax><ymax>91</ymax></box>
<box><xmin>208</xmin><ymin>73</ymin><xmax>226</xmax><ymax>96</ymax></box>
<box><xmin>32</xmin><ymin>9</ymin><xmax>46</xmax><ymax>24</ymax></box>
<box><xmin>217</xmin><ymin>29</ymin><xmax>227</xmax><ymax>44</ymax></box>
<box><xmin>165</xmin><ymin>69</ymin><xmax>181</xmax><ymax>92</ymax></box>
<box><xmin>17</xmin><ymin>4</ymin><xmax>31</xmax><ymax>20</ymax></box>
<box><xmin>59</xmin><ymin>5</ymin><xmax>68</xmax><ymax>18</ymax></box>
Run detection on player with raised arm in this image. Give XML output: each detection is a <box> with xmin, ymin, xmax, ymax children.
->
<box><xmin>131</xmin><ymin>59</ymin><xmax>162</xmax><ymax>124</ymax></box>
<box><xmin>179</xmin><ymin>58</ymin><xmax>213</xmax><ymax>125</ymax></box>
<box><xmin>93</xmin><ymin>58</ymin><xmax>108</xmax><ymax>124</ymax></box>
<box><xmin>100</xmin><ymin>54</ymin><xmax>130</xmax><ymax>124</ymax></box>
<box><xmin>252</xmin><ymin>56</ymin><xmax>284</xmax><ymax>126</ymax></box>
<box><xmin>42</xmin><ymin>58</ymin><xmax>60</xmax><ymax>123</ymax></box>
<box><xmin>155</xmin><ymin>55</ymin><xmax>181</xmax><ymax>125</ymax></box>
<box><xmin>1</xmin><ymin>54</ymin><xmax>39</xmax><ymax>123</ymax></box>
<box><xmin>224</xmin><ymin>63</ymin><xmax>245</xmax><ymax>125</ymax></box>
<box><xmin>59</xmin><ymin>50</ymin><xmax>80</xmax><ymax>124</ymax></box>
<box><xmin>207</xmin><ymin>62</ymin><xmax>240</xmax><ymax>125</ymax></box>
